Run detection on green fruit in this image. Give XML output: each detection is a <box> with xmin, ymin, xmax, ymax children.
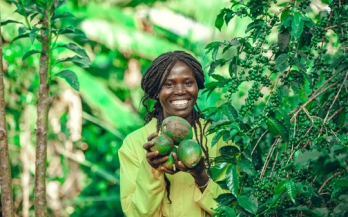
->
<box><xmin>150</xmin><ymin>134</ymin><xmax>174</xmax><ymax>156</ymax></box>
<box><xmin>161</xmin><ymin>116</ymin><xmax>193</xmax><ymax>144</ymax></box>
<box><xmin>161</xmin><ymin>147</ymin><xmax>177</xmax><ymax>171</ymax></box>
<box><xmin>177</xmin><ymin>139</ymin><xmax>202</xmax><ymax>168</ymax></box>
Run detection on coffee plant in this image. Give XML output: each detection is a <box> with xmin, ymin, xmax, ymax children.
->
<box><xmin>204</xmin><ymin>0</ymin><xmax>348</xmax><ymax>216</ymax></box>
<box><xmin>1</xmin><ymin>0</ymin><xmax>89</xmax><ymax>216</ymax></box>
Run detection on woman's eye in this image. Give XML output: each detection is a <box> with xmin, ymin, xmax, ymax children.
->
<box><xmin>165</xmin><ymin>83</ymin><xmax>173</xmax><ymax>87</ymax></box>
<box><xmin>185</xmin><ymin>81</ymin><xmax>192</xmax><ymax>85</ymax></box>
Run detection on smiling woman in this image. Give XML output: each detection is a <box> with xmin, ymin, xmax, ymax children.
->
<box><xmin>118</xmin><ymin>51</ymin><xmax>227</xmax><ymax>217</ymax></box>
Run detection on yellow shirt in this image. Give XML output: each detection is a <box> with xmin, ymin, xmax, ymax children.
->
<box><xmin>118</xmin><ymin>118</ymin><xmax>226</xmax><ymax>217</ymax></box>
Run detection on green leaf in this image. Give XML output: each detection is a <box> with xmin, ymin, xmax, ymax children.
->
<box><xmin>1</xmin><ymin>20</ymin><xmax>22</xmax><ymax>26</ymax></box>
<box><xmin>22</xmin><ymin>50</ymin><xmax>43</xmax><ymax>61</ymax></box>
<box><xmin>55</xmin><ymin>70</ymin><xmax>79</xmax><ymax>91</ymax></box>
<box><xmin>220</xmin><ymin>146</ymin><xmax>240</xmax><ymax>156</ymax></box>
<box><xmin>329</xmin><ymin>56</ymin><xmax>345</xmax><ymax>69</ymax></box>
<box><xmin>237</xmin><ymin>158</ymin><xmax>255</xmax><ymax>176</ymax></box>
<box><xmin>228</xmin><ymin>56</ymin><xmax>238</xmax><ymax>77</ymax></box>
<box><xmin>291</xmin><ymin>12</ymin><xmax>304</xmax><ymax>39</ymax></box>
<box><xmin>225</xmin><ymin>207</ymin><xmax>237</xmax><ymax>217</ymax></box>
<box><xmin>276</xmin><ymin>108</ymin><xmax>290</xmax><ymax>129</ymax></box>
<box><xmin>215</xmin><ymin>9</ymin><xmax>226</xmax><ymax>31</ymax></box>
<box><xmin>52</xmin><ymin>11</ymin><xmax>75</xmax><ymax>21</ymax></box>
<box><xmin>280</xmin><ymin>9</ymin><xmax>291</xmax><ymax>22</ymax></box>
<box><xmin>321</xmin><ymin>0</ymin><xmax>332</xmax><ymax>3</ymax></box>
<box><xmin>214</xmin><ymin>193</ymin><xmax>236</xmax><ymax>206</ymax></box>
<box><xmin>56</xmin><ymin>43</ymin><xmax>91</xmax><ymax>63</ymax></box>
<box><xmin>298</xmin><ymin>84</ymin><xmax>309</xmax><ymax>103</ymax></box>
<box><xmin>212</xmin><ymin>129</ymin><xmax>224</xmax><ymax>147</ymax></box>
<box><xmin>294</xmin><ymin>149</ymin><xmax>323</xmax><ymax>167</ymax></box>
<box><xmin>294</xmin><ymin>58</ymin><xmax>307</xmax><ymax>72</ymax></box>
<box><xmin>224</xmin><ymin>10</ymin><xmax>234</xmax><ymax>26</ymax></box>
<box><xmin>29</xmin><ymin>27</ymin><xmax>40</xmax><ymax>44</ymax></box>
<box><xmin>245</xmin><ymin>19</ymin><xmax>264</xmax><ymax>34</ymax></box>
<box><xmin>59</xmin><ymin>26</ymin><xmax>89</xmax><ymax>42</ymax></box>
<box><xmin>275</xmin><ymin>53</ymin><xmax>289</xmax><ymax>72</ymax></box>
<box><xmin>221</xmin><ymin>103</ymin><xmax>238</xmax><ymax>120</ymax></box>
<box><xmin>266</xmin><ymin>117</ymin><xmax>289</xmax><ymax>142</ymax></box>
<box><xmin>11</xmin><ymin>33</ymin><xmax>30</xmax><ymax>44</ymax></box>
<box><xmin>56</xmin><ymin>55</ymin><xmax>89</xmax><ymax>68</ymax></box>
<box><xmin>237</xmin><ymin>195</ymin><xmax>258</xmax><ymax>214</ymax></box>
<box><xmin>210</xmin><ymin>162</ymin><xmax>229</xmax><ymax>180</ymax></box>
<box><xmin>274</xmin><ymin>180</ymin><xmax>287</xmax><ymax>194</ymax></box>
<box><xmin>212</xmin><ymin>74</ymin><xmax>226</xmax><ymax>82</ymax></box>
<box><xmin>226</xmin><ymin>164</ymin><xmax>239</xmax><ymax>197</ymax></box>
<box><xmin>285</xmin><ymin>180</ymin><xmax>297</xmax><ymax>203</ymax></box>
<box><xmin>278</xmin><ymin>30</ymin><xmax>290</xmax><ymax>51</ymax></box>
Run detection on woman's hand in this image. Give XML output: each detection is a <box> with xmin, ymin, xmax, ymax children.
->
<box><xmin>143</xmin><ymin>132</ymin><xmax>169</xmax><ymax>169</ymax></box>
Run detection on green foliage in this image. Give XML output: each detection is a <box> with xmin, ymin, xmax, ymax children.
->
<box><xmin>207</xmin><ymin>0</ymin><xmax>348</xmax><ymax>216</ymax></box>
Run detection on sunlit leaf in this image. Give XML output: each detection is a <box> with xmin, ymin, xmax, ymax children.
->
<box><xmin>22</xmin><ymin>50</ymin><xmax>43</xmax><ymax>61</ymax></box>
<box><xmin>55</xmin><ymin>70</ymin><xmax>79</xmax><ymax>91</ymax></box>
<box><xmin>56</xmin><ymin>43</ymin><xmax>91</xmax><ymax>63</ymax></box>
<box><xmin>226</xmin><ymin>164</ymin><xmax>239</xmax><ymax>197</ymax></box>
<box><xmin>275</xmin><ymin>53</ymin><xmax>289</xmax><ymax>72</ymax></box>
<box><xmin>285</xmin><ymin>180</ymin><xmax>297</xmax><ymax>203</ymax></box>
<box><xmin>266</xmin><ymin>117</ymin><xmax>289</xmax><ymax>142</ymax></box>
<box><xmin>237</xmin><ymin>195</ymin><xmax>258</xmax><ymax>214</ymax></box>
<box><xmin>11</xmin><ymin>33</ymin><xmax>30</xmax><ymax>44</ymax></box>
<box><xmin>1</xmin><ymin>20</ymin><xmax>22</xmax><ymax>26</ymax></box>
<box><xmin>215</xmin><ymin>9</ymin><xmax>226</xmax><ymax>31</ymax></box>
<box><xmin>210</xmin><ymin>162</ymin><xmax>229</xmax><ymax>180</ymax></box>
<box><xmin>291</xmin><ymin>12</ymin><xmax>304</xmax><ymax>39</ymax></box>
<box><xmin>56</xmin><ymin>55</ymin><xmax>89</xmax><ymax>68</ymax></box>
<box><xmin>238</xmin><ymin>158</ymin><xmax>255</xmax><ymax>176</ymax></box>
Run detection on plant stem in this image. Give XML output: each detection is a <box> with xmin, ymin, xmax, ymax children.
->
<box><xmin>0</xmin><ymin>13</ymin><xmax>15</xmax><ymax>217</ymax></box>
<box><xmin>34</xmin><ymin>7</ymin><xmax>52</xmax><ymax>217</ymax></box>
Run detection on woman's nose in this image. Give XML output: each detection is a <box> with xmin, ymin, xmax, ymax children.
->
<box><xmin>174</xmin><ymin>84</ymin><xmax>185</xmax><ymax>95</ymax></box>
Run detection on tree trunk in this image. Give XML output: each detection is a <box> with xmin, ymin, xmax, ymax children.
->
<box><xmin>0</xmin><ymin>15</ymin><xmax>15</xmax><ymax>217</ymax></box>
<box><xmin>34</xmin><ymin>11</ymin><xmax>51</xmax><ymax>217</ymax></box>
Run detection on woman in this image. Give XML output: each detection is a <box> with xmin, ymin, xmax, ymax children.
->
<box><xmin>118</xmin><ymin>51</ymin><xmax>227</xmax><ymax>217</ymax></box>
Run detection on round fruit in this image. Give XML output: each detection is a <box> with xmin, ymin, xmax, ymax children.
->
<box><xmin>161</xmin><ymin>116</ymin><xmax>193</xmax><ymax>144</ymax></box>
<box><xmin>150</xmin><ymin>134</ymin><xmax>174</xmax><ymax>156</ymax></box>
<box><xmin>161</xmin><ymin>146</ymin><xmax>177</xmax><ymax>171</ymax></box>
<box><xmin>177</xmin><ymin>139</ymin><xmax>202</xmax><ymax>168</ymax></box>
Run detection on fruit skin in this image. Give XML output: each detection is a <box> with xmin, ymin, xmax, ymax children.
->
<box><xmin>161</xmin><ymin>147</ymin><xmax>177</xmax><ymax>171</ymax></box>
<box><xmin>161</xmin><ymin>116</ymin><xmax>193</xmax><ymax>144</ymax></box>
<box><xmin>150</xmin><ymin>134</ymin><xmax>174</xmax><ymax>156</ymax></box>
<box><xmin>177</xmin><ymin>139</ymin><xmax>202</xmax><ymax>168</ymax></box>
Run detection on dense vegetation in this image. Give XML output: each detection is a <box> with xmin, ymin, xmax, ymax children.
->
<box><xmin>206</xmin><ymin>0</ymin><xmax>348</xmax><ymax>216</ymax></box>
<box><xmin>0</xmin><ymin>0</ymin><xmax>347</xmax><ymax>216</ymax></box>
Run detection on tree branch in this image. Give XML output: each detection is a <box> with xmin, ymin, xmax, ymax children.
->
<box><xmin>0</xmin><ymin>12</ymin><xmax>15</xmax><ymax>217</ymax></box>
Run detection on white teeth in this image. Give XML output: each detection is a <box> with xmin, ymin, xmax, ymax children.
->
<box><xmin>172</xmin><ymin>100</ymin><xmax>189</xmax><ymax>106</ymax></box>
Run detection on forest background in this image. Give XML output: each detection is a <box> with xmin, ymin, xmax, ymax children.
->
<box><xmin>0</xmin><ymin>0</ymin><xmax>347</xmax><ymax>216</ymax></box>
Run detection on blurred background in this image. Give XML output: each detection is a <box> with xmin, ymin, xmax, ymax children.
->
<box><xmin>0</xmin><ymin>0</ymin><xmax>244</xmax><ymax>216</ymax></box>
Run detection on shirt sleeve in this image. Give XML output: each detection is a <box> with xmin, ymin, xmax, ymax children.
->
<box><xmin>118</xmin><ymin>135</ymin><xmax>166</xmax><ymax>217</ymax></box>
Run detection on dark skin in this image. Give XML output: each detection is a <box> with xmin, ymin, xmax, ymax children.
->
<box><xmin>142</xmin><ymin>61</ymin><xmax>210</xmax><ymax>192</ymax></box>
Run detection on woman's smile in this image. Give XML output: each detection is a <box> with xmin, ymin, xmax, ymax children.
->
<box><xmin>158</xmin><ymin>61</ymin><xmax>198</xmax><ymax>123</ymax></box>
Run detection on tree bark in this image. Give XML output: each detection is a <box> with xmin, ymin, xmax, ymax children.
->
<box><xmin>34</xmin><ymin>12</ymin><xmax>51</xmax><ymax>217</ymax></box>
<box><xmin>0</xmin><ymin>14</ymin><xmax>15</xmax><ymax>217</ymax></box>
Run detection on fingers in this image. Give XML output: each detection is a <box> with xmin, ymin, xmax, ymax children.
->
<box><xmin>147</xmin><ymin>132</ymin><xmax>158</xmax><ymax>141</ymax></box>
<box><xmin>143</xmin><ymin>140</ymin><xmax>154</xmax><ymax>151</ymax></box>
<box><xmin>160</xmin><ymin>166</ymin><xmax>176</xmax><ymax>175</ymax></box>
<box><xmin>172</xmin><ymin>152</ymin><xmax>188</xmax><ymax>172</ymax></box>
<box><xmin>143</xmin><ymin>132</ymin><xmax>158</xmax><ymax>151</ymax></box>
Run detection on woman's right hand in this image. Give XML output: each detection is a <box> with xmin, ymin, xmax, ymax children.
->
<box><xmin>143</xmin><ymin>132</ymin><xmax>169</xmax><ymax>169</ymax></box>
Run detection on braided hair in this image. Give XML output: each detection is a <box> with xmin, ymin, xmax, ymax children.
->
<box><xmin>140</xmin><ymin>50</ymin><xmax>211</xmax><ymax>203</ymax></box>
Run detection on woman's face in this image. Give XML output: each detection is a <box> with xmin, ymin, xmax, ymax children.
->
<box><xmin>158</xmin><ymin>61</ymin><xmax>198</xmax><ymax>123</ymax></box>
